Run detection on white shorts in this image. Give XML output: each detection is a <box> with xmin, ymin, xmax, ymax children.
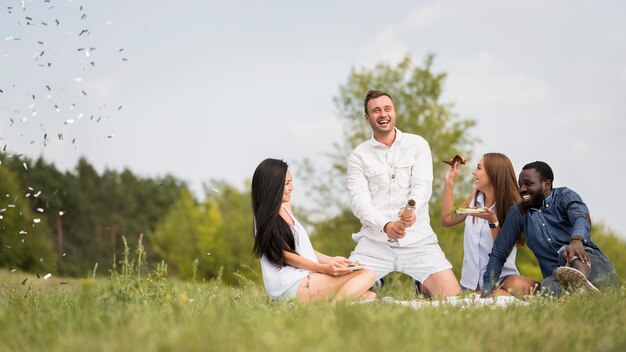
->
<box><xmin>349</xmin><ymin>237</ymin><xmax>453</xmax><ymax>283</ymax></box>
<box><xmin>275</xmin><ymin>277</ymin><xmax>305</xmax><ymax>301</ymax></box>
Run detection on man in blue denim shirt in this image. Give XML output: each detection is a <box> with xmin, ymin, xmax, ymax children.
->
<box><xmin>482</xmin><ymin>161</ymin><xmax>619</xmax><ymax>297</ymax></box>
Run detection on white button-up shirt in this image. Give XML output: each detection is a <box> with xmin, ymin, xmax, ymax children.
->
<box><xmin>461</xmin><ymin>193</ymin><xmax>519</xmax><ymax>290</ymax></box>
<box><xmin>347</xmin><ymin>129</ymin><xmax>436</xmax><ymax>246</ymax></box>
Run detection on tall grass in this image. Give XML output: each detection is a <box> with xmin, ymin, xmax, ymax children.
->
<box><xmin>1</xmin><ymin>239</ymin><xmax>625</xmax><ymax>352</ymax></box>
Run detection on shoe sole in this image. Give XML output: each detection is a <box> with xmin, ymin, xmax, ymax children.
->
<box><xmin>556</xmin><ymin>266</ymin><xmax>599</xmax><ymax>294</ymax></box>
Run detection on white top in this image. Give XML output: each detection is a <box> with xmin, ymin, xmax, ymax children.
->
<box><xmin>347</xmin><ymin>129</ymin><xmax>436</xmax><ymax>246</ymax></box>
<box><xmin>259</xmin><ymin>205</ymin><xmax>318</xmax><ymax>300</ymax></box>
<box><xmin>461</xmin><ymin>193</ymin><xmax>519</xmax><ymax>290</ymax></box>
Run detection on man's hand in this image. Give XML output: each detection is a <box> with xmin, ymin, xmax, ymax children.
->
<box><xmin>384</xmin><ymin>221</ymin><xmax>406</xmax><ymax>240</ymax></box>
<box><xmin>563</xmin><ymin>238</ymin><xmax>590</xmax><ymax>266</ymax></box>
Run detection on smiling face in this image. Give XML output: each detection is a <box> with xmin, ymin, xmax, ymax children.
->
<box><xmin>472</xmin><ymin>157</ymin><xmax>492</xmax><ymax>193</ymax></box>
<box><xmin>518</xmin><ymin>168</ymin><xmax>551</xmax><ymax>208</ymax></box>
<box><xmin>365</xmin><ymin>95</ymin><xmax>396</xmax><ymax>137</ymax></box>
<box><xmin>282</xmin><ymin>169</ymin><xmax>293</xmax><ymax>203</ymax></box>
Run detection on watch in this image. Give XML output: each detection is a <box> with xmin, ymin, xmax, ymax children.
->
<box><xmin>488</xmin><ymin>220</ymin><xmax>499</xmax><ymax>229</ymax></box>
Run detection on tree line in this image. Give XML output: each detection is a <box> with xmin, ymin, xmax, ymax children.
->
<box><xmin>1</xmin><ymin>55</ymin><xmax>624</xmax><ymax>285</ymax></box>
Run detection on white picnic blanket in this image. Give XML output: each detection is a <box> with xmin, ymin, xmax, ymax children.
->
<box><xmin>377</xmin><ymin>295</ymin><xmax>528</xmax><ymax>308</ymax></box>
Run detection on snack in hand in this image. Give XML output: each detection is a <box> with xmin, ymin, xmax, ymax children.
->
<box><xmin>443</xmin><ymin>154</ymin><xmax>467</xmax><ymax>166</ymax></box>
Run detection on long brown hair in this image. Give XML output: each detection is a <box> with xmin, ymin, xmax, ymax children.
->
<box><xmin>475</xmin><ymin>153</ymin><xmax>525</xmax><ymax>247</ymax></box>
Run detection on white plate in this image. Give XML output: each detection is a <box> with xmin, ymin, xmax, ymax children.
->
<box><xmin>455</xmin><ymin>208</ymin><xmax>488</xmax><ymax>215</ymax></box>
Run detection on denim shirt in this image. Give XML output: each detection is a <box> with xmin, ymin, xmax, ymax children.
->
<box><xmin>482</xmin><ymin>187</ymin><xmax>599</xmax><ymax>295</ymax></box>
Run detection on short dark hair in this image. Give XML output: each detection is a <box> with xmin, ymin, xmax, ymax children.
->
<box><xmin>522</xmin><ymin>161</ymin><xmax>554</xmax><ymax>184</ymax></box>
<box><xmin>364</xmin><ymin>90</ymin><xmax>394</xmax><ymax>115</ymax></box>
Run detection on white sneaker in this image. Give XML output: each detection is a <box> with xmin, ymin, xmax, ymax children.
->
<box><xmin>556</xmin><ymin>266</ymin><xmax>599</xmax><ymax>294</ymax></box>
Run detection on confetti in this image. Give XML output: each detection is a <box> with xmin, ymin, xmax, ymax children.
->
<box><xmin>43</xmin><ymin>273</ymin><xmax>52</xmax><ymax>280</ymax></box>
<box><xmin>59</xmin><ymin>211</ymin><xmax>65</xmax><ymax>216</ymax></box>
<box><xmin>33</xmin><ymin>218</ymin><xmax>41</xmax><ymax>223</ymax></box>
<box><xmin>65</xmin><ymin>119</ymin><xmax>74</xmax><ymax>124</ymax></box>
<box><xmin>10</xmin><ymin>269</ymin><xmax>16</xmax><ymax>273</ymax></box>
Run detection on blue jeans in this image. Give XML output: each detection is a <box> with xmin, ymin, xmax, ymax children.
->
<box><xmin>540</xmin><ymin>246</ymin><xmax>619</xmax><ymax>297</ymax></box>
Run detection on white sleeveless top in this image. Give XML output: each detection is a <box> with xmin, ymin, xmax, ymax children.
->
<box><xmin>461</xmin><ymin>193</ymin><xmax>519</xmax><ymax>290</ymax></box>
<box><xmin>258</xmin><ymin>205</ymin><xmax>318</xmax><ymax>300</ymax></box>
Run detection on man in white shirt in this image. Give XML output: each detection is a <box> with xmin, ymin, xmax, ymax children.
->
<box><xmin>347</xmin><ymin>90</ymin><xmax>461</xmax><ymax>298</ymax></box>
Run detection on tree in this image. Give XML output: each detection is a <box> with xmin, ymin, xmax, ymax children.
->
<box><xmin>203</xmin><ymin>180</ymin><xmax>259</xmax><ymax>284</ymax></box>
<box><xmin>301</xmin><ymin>55</ymin><xmax>478</xmax><ymax>281</ymax></box>
<box><xmin>149</xmin><ymin>188</ymin><xmax>222</xmax><ymax>279</ymax></box>
<box><xmin>149</xmin><ymin>181</ymin><xmax>259</xmax><ymax>285</ymax></box>
<box><xmin>0</xmin><ymin>165</ymin><xmax>57</xmax><ymax>272</ymax></box>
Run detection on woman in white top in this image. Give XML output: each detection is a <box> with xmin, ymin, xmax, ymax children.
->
<box><xmin>252</xmin><ymin>158</ymin><xmax>377</xmax><ymax>303</ymax></box>
<box><xmin>441</xmin><ymin>153</ymin><xmax>537</xmax><ymax>296</ymax></box>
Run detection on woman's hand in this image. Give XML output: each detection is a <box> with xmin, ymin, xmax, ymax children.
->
<box><xmin>322</xmin><ymin>257</ymin><xmax>353</xmax><ymax>277</ymax></box>
<box><xmin>444</xmin><ymin>162</ymin><xmax>461</xmax><ymax>184</ymax></box>
<box><xmin>472</xmin><ymin>208</ymin><xmax>497</xmax><ymax>224</ymax></box>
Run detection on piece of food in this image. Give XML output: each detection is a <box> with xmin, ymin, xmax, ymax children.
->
<box><xmin>346</xmin><ymin>261</ymin><xmax>364</xmax><ymax>269</ymax></box>
<box><xmin>443</xmin><ymin>154</ymin><xmax>467</xmax><ymax>166</ymax></box>
<box><xmin>451</xmin><ymin>207</ymin><xmax>488</xmax><ymax>216</ymax></box>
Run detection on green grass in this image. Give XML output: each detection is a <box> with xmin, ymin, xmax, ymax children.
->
<box><xmin>1</xmin><ymin>267</ymin><xmax>625</xmax><ymax>352</ymax></box>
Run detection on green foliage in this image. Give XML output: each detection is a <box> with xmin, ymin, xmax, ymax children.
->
<box><xmin>150</xmin><ymin>188</ymin><xmax>222</xmax><ymax>279</ymax></box>
<box><xmin>203</xmin><ymin>181</ymin><xmax>259</xmax><ymax>284</ymax></box>
<box><xmin>149</xmin><ymin>181</ymin><xmax>259</xmax><ymax>284</ymax></box>
<box><xmin>0</xmin><ymin>152</ymin><xmax>187</xmax><ymax>276</ymax></box>
<box><xmin>0</xmin><ymin>166</ymin><xmax>57</xmax><ymax>272</ymax></box>
<box><xmin>591</xmin><ymin>223</ymin><xmax>626</xmax><ymax>281</ymax></box>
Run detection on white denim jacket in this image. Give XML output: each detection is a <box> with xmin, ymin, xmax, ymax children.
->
<box><xmin>347</xmin><ymin>129</ymin><xmax>436</xmax><ymax>246</ymax></box>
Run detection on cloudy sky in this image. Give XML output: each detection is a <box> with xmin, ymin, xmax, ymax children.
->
<box><xmin>1</xmin><ymin>0</ymin><xmax>625</xmax><ymax>237</ymax></box>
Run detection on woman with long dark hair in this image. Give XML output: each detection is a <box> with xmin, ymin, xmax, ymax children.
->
<box><xmin>440</xmin><ymin>153</ymin><xmax>537</xmax><ymax>296</ymax></box>
<box><xmin>252</xmin><ymin>158</ymin><xmax>376</xmax><ymax>303</ymax></box>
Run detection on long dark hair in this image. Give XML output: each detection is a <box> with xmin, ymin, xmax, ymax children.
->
<box><xmin>251</xmin><ymin>158</ymin><xmax>296</xmax><ymax>267</ymax></box>
<box><xmin>475</xmin><ymin>153</ymin><xmax>525</xmax><ymax>247</ymax></box>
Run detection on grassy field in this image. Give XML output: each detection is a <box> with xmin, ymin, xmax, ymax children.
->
<box><xmin>1</xmin><ymin>263</ymin><xmax>625</xmax><ymax>352</ymax></box>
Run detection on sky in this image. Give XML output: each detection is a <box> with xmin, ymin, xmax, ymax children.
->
<box><xmin>1</xmin><ymin>0</ymin><xmax>625</xmax><ymax>238</ymax></box>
